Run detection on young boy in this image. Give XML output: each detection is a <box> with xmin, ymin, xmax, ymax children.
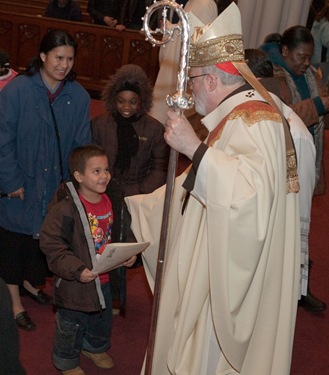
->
<box><xmin>40</xmin><ymin>145</ymin><xmax>136</xmax><ymax>375</ymax></box>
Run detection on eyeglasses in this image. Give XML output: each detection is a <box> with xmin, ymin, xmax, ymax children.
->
<box><xmin>187</xmin><ymin>74</ymin><xmax>208</xmax><ymax>87</ymax></box>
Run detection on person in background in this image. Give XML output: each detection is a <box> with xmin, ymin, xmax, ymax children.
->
<box><xmin>307</xmin><ymin>0</ymin><xmax>318</xmax><ymax>30</ymax></box>
<box><xmin>87</xmin><ymin>0</ymin><xmax>125</xmax><ymax>31</ymax></box>
<box><xmin>126</xmin><ymin>3</ymin><xmax>300</xmax><ymax>374</ymax></box>
<box><xmin>0</xmin><ymin>277</ymin><xmax>26</xmax><ymax>375</ymax></box>
<box><xmin>261</xmin><ymin>26</ymin><xmax>328</xmax><ymax>195</ymax></box>
<box><xmin>0</xmin><ymin>48</ymin><xmax>18</xmax><ymax>90</ymax></box>
<box><xmin>44</xmin><ymin>0</ymin><xmax>82</xmax><ymax>21</ymax></box>
<box><xmin>40</xmin><ymin>145</ymin><xmax>136</xmax><ymax>375</ymax></box>
<box><xmin>310</xmin><ymin>0</ymin><xmax>329</xmax><ymax>66</ymax></box>
<box><xmin>0</xmin><ymin>49</ymin><xmax>50</xmax><ymax>326</ymax></box>
<box><xmin>245</xmin><ymin>48</ymin><xmax>326</xmax><ymax>313</ymax></box>
<box><xmin>258</xmin><ymin>32</ymin><xmax>283</xmax><ymax>66</ymax></box>
<box><xmin>310</xmin><ymin>0</ymin><xmax>329</xmax><ymax>86</ymax></box>
<box><xmin>0</xmin><ymin>30</ymin><xmax>91</xmax><ymax>331</ymax></box>
<box><xmin>91</xmin><ymin>64</ymin><xmax>170</xmax><ymax>316</ymax></box>
<box><xmin>260</xmin><ymin>27</ymin><xmax>328</xmax><ymax>312</ymax></box>
<box><xmin>117</xmin><ymin>0</ymin><xmax>151</xmax><ymax>30</ymax></box>
<box><xmin>244</xmin><ymin>48</ymin><xmax>275</xmax><ymax>79</ymax></box>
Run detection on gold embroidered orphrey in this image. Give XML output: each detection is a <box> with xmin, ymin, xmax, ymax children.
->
<box><xmin>227</xmin><ymin>108</ymin><xmax>282</xmax><ymax>127</ymax></box>
<box><xmin>232</xmin><ymin>61</ymin><xmax>300</xmax><ymax>194</ymax></box>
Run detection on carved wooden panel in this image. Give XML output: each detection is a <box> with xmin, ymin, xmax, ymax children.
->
<box><xmin>128</xmin><ymin>40</ymin><xmax>159</xmax><ymax>83</ymax></box>
<box><xmin>73</xmin><ymin>32</ymin><xmax>97</xmax><ymax>79</ymax></box>
<box><xmin>0</xmin><ymin>20</ymin><xmax>13</xmax><ymax>56</ymax></box>
<box><xmin>98</xmin><ymin>36</ymin><xmax>124</xmax><ymax>82</ymax></box>
<box><xmin>17</xmin><ymin>23</ymin><xmax>40</xmax><ymax>70</ymax></box>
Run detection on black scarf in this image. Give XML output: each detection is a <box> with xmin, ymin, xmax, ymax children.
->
<box><xmin>114</xmin><ymin>112</ymin><xmax>140</xmax><ymax>173</ymax></box>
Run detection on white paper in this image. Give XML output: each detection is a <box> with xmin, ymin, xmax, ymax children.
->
<box><xmin>92</xmin><ymin>242</ymin><xmax>150</xmax><ymax>274</ymax></box>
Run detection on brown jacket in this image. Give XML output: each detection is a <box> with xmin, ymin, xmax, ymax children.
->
<box><xmin>273</xmin><ymin>64</ymin><xmax>328</xmax><ymax>127</ymax></box>
<box><xmin>40</xmin><ymin>183</ymin><xmax>105</xmax><ymax>312</ymax></box>
<box><xmin>91</xmin><ymin>112</ymin><xmax>169</xmax><ymax>197</ymax></box>
<box><xmin>91</xmin><ymin>112</ymin><xmax>169</xmax><ymax>242</ymax></box>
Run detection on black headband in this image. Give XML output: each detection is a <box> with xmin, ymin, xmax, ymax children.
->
<box><xmin>121</xmin><ymin>81</ymin><xmax>140</xmax><ymax>94</ymax></box>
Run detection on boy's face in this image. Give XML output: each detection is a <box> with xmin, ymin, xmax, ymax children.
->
<box><xmin>75</xmin><ymin>155</ymin><xmax>111</xmax><ymax>200</ymax></box>
<box><xmin>116</xmin><ymin>90</ymin><xmax>140</xmax><ymax>118</ymax></box>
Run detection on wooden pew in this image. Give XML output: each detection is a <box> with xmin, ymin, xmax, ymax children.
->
<box><xmin>0</xmin><ymin>11</ymin><xmax>160</xmax><ymax>94</ymax></box>
<box><xmin>1</xmin><ymin>0</ymin><xmax>90</xmax><ymax>18</ymax></box>
<box><xmin>0</xmin><ymin>0</ymin><xmax>92</xmax><ymax>23</ymax></box>
<box><xmin>4</xmin><ymin>0</ymin><xmax>88</xmax><ymax>10</ymax></box>
<box><xmin>0</xmin><ymin>2</ymin><xmax>44</xmax><ymax>17</ymax></box>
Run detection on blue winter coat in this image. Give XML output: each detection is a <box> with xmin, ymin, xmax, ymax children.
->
<box><xmin>0</xmin><ymin>73</ymin><xmax>91</xmax><ymax>235</ymax></box>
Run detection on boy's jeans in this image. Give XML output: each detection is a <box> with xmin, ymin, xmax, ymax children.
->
<box><xmin>52</xmin><ymin>283</ymin><xmax>112</xmax><ymax>371</ymax></box>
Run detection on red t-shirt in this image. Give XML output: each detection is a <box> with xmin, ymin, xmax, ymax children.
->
<box><xmin>79</xmin><ymin>193</ymin><xmax>113</xmax><ymax>284</ymax></box>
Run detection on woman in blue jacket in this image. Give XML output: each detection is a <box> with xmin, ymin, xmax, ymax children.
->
<box><xmin>0</xmin><ymin>29</ymin><xmax>91</xmax><ymax>330</ymax></box>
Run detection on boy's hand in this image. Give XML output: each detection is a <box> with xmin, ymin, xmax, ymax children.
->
<box><xmin>80</xmin><ymin>268</ymin><xmax>98</xmax><ymax>283</ymax></box>
<box><xmin>123</xmin><ymin>255</ymin><xmax>137</xmax><ymax>268</ymax></box>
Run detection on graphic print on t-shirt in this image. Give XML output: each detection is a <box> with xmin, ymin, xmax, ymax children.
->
<box><xmin>87</xmin><ymin>212</ymin><xmax>113</xmax><ymax>255</ymax></box>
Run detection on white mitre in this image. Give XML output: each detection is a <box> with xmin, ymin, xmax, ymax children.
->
<box><xmin>189</xmin><ymin>2</ymin><xmax>245</xmax><ymax>67</ymax></box>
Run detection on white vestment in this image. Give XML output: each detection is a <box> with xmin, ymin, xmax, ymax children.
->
<box><xmin>126</xmin><ymin>89</ymin><xmax>300</xmax><ymax>374</ymax></box>
<box><xmin>288</xmin><ymin>111</ymin><xmax>316</xmax><ymax>296</ymax></box>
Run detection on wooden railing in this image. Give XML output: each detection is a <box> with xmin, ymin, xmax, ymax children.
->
<box><xmin>0</xmin><ymin>0</ymin><xmax>92</xmax><ymax>22</ymax></box>
<box><xmin>0</xmin><ymin>11</ymin><xmax>160</xmax><ymax>94</ymax></box>
<box><xmin>0</xmin><ymin>1</ymin><xmax>92</xmax><ymax>22</ymax></box>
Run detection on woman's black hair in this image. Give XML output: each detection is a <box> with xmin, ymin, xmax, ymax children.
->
<box><xmin>244</xmin><ymin>49</ymin><xmax>274</xmax><ymax>78</ymax></box>
<box><xmin>263</xmin><ymin>33</ymin><xmax>281</xmax><ymax>45</ymax></box>
<box><xmin>280</xmin><ymin>25</ymin><xmax>314</xmax><ymax>52</ymax></box>
<box><xmin>24</xmin><ymin>29</ymin><xmax>77</xmax><ymax>81</ymax></box>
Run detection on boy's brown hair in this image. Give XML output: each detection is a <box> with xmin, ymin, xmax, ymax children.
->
<box><xmin>69</xmin><ymin>144</ymin><xmax>107</xmax><ymax>180</ymax></box>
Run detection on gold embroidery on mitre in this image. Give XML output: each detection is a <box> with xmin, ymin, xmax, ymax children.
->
<box><xmin>190</xmin><ymin>34</ymin><xmax>244</xmax><ymax>67</ymax></box>
<box><xmin>227</xmin><ymin>109</ymin><xmax>282</xmax><ymax>127</ymax></box>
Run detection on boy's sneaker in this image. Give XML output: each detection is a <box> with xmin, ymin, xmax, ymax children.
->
<box><xmin>81</xmin><ymin>350</ymin><xmax>114</xmax><ymax>369</ymax></box>
<box><xmin>62</xmin><ymin>366</ymin><xmax>85</xmax><ymax>375</ymax></box>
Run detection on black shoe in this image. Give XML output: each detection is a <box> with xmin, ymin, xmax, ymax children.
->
<box><xmin>22</xmin><ymin>289</ymin><xmax>52</xmax><ymax>305</ymax></box>
<box><xmin>298</xmin><ymin>293</ymin><xmax>327</xmax><ymax>312</ymax></box>
<box><xmin>15</xmin><ymin>311</ymin><xmax>36</xmax><ymax>330</ymax></box>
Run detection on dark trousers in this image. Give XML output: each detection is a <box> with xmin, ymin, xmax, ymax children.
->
<box><xmin>0</xmin><ymin>227</ymin><xmax>48</xmax><ymax>285</ymax></box>
<box><xmin>110</xmin><ymin>266</ymin><xmax>126</xmax><ymax>310</ymax></box>
<box><xmin>52</xmin><ymin>283</ymin><xmax>112</xmax><ymax>371</ymax></box>
<box><xmin>0</xmin><ymin>277</ymin><xmax>26</xmax><ymax>375</ymax></box>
